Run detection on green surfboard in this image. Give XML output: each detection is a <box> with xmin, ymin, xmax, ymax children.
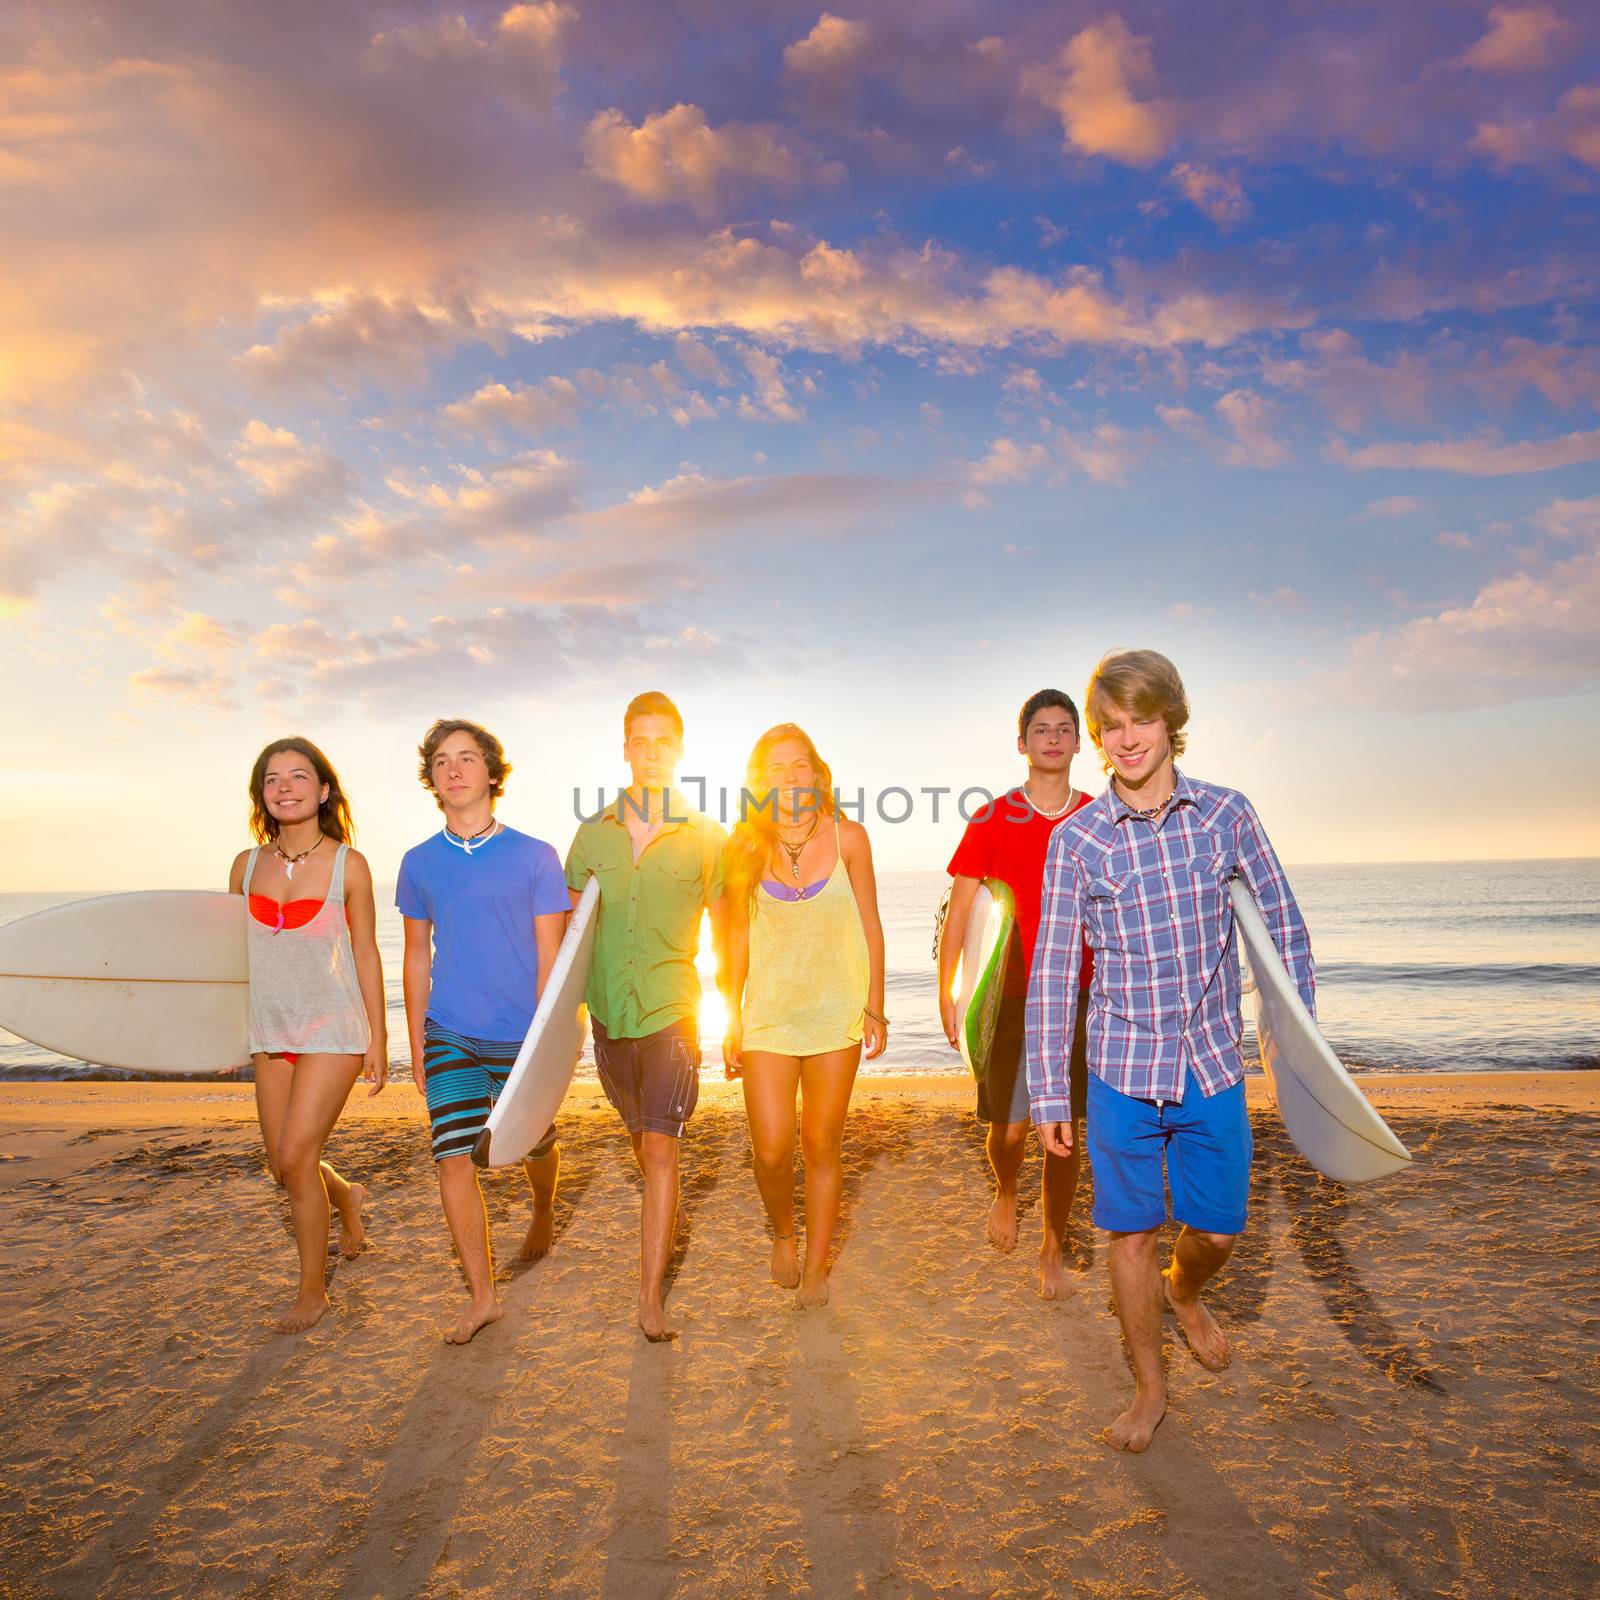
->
<box><xmin>957</xmin><ymin>877</ymin><xmax>1016</xmax><ymax>1081</ymax></box>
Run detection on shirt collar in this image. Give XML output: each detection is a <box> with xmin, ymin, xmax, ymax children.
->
<box><xmin>597</xmin><ymin>788</ymin><xmax>697</xmax><ymax>833</ymax></box>
<box><xmin>1104</xmin><ymin>766</ymin><xmax>1197</xmax><ymax>824</ymax></box>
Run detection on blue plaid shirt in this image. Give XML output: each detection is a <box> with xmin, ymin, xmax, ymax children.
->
<box><xmin>1025</xmin><ymin>770</ymin><xmax>1314</xmax><ymax>1123</ymax></box>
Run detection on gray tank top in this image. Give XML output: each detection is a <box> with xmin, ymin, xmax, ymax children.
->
<box><xmin>243</xmin><ymin>843</ymin><xmax>371</xmax><ymax>1056</ymax></box>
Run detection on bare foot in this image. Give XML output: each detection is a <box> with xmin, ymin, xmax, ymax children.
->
<box><xmin>274</xmin><ymin>1291</ymin><xmax>330</xmax><ymax>1335</ymax></box>
<box><xmin>770</xmin><ymin>1233</ymin><xmax>801</xmax><ymax>1289</ymax></box>
<box><xmin>444</xmin><ymin>1294</ymin><xmax>503</xmax><ymax>1345</ymax></box>
<box><xmin>986</xmin><ymin>1189</ymin><xmax>1020</xmax><ymax>1252</ymax></box>
<box><xmin>638</xmin><ymin>1293</ymin><xmax>678</xmax><ymax>1342</ymax></box>
<box><xmin>516</xmin><ymin>1200</ymin><xmax>555</xmax><ymax>1262</ymax></box>
<box><xmin>1038</xmin><ymin>1246</ymin><xmax>1069</xmax><ymax>1301</ymax></box>
<box><xmin>1103</xmin><ymin>1388</ymin><xmax>1167</xmax><ymax>1453</ymax></box>
<box><xmin>337</xmin><ymin>1183</ymin><xmax>367</xmax><ymax>1259</ymax></box>
<box><xmin>796</xmin><ymin>1270</ymin><xmax>830</xmax><ymax>1309</ymax></box>
<box><xmin>1163</xmin><ymin>1268</ymin><xmax>1231</xmax><ymax>1370</ymax></box>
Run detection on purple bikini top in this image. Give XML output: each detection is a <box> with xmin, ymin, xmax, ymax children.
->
<box><xmin>761</xmin><ymin>877</ymin><xmax>829</xmax><ymax>902</ymax></box>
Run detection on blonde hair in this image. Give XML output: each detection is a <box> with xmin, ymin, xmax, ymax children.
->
<box><xmin>1084</xmin><ymin>649</ymin><xmax>1190</xmax><ymax>773</ymax></box>
<box><xmin>724</xmin><ymin>724</ymin><xmax>835</xmax><ymax>908</ymax></box>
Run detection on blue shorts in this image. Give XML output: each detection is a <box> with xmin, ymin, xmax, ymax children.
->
<box><xmin>422</xmin><ymin>1023</ymin><xmax>556</xmax><ymax>1164</ymax></box>
<box><xmin>1084</xmin><ymin>1070</ymin><xmax>1251</xmax><ymax>1235</ymax></box>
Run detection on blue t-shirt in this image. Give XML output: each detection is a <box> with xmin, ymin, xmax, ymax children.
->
<box><xmin>396</xmin><ymin>826</ymin><xmax>570</xmax><ymax>1040</ymax></box>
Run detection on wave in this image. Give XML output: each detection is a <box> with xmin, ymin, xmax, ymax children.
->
<box><xmin>1313</xmin><ymin>961</ymin><xmax>1600</xmax><ymax>988</ymax></box>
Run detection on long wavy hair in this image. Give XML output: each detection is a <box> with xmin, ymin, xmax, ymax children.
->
<box><xmin>724</xmin><ymin>723</ymin><xmax>835</xmax><ymax>908</ymax></box>
<box><xmin>248</xmin><ymin>737</ymin><xmax>355</xmax><ymax>845</ymax></box>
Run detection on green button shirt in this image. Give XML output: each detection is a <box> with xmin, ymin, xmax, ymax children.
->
<box><xmin>564</xmin><ymin>794</ymin><xmax>728</xmax><ymax>1039</ymax></box>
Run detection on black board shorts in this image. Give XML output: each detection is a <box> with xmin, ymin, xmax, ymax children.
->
<box><xmin>979</xmin><ymin>993</ymin><xmax>1088</xmax><ymax>1127</ymax></box>
<box><xmin>592</xmin><ymin>1017</ymin><xmax>701</xmax><ymax>1138</ymax></box>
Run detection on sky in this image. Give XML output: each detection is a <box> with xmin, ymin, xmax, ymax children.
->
<box><xmin>2</xmin><ymin>0</ymin><xmax>1599</xmax><ymax>890</ymax></box>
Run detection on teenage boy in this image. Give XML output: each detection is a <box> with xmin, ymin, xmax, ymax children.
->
<box><xmin>1027</xmin><ymin>650</ymin><xmax>1313</xmax><ymax>1453</ymax></box>
<box><xmin>565</xmin><ymin>691</ymin><xmax>727</xmax><ymax>1343</ymax></box>
<box><xmin>398</xmin><ymin>719</ymin><xmax>571</xmax><ymax>1345</ymax></box>
<box><xmin>939</xmin><ymin>689</ymin><xmax>1095</xmax><ymax>1299</ymax></box>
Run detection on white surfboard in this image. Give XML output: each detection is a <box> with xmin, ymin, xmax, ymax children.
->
<box><xmin>0</xmin><ymin>892</ymin><xmax>250</xmax><ymax>1073</ymax></box>
<box><xmin>472</xmin><ymin>875</ymin><xmax>601</xmax><ymax>1168</ymax></box>
<box><xmin>1229</xmin><ymin>879</ymin><xmax>1411</xmax><ymax>1184</ymax></box>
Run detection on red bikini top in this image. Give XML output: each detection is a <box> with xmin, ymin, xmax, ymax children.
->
<box><xmin>248</xmin><ymin>894</ymin><xmax>347</xmax><ymax>932</ymax></box>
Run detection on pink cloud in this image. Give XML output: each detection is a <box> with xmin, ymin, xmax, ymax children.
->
<box><xmin>1022</xmin><ymin>16</ymin><xmax>1176</xmax><ymax>167</ymax></box>
<box><xmin>1342</xmin><ymin>500</ymin><xmax>1600</xmax><ymax>706</ymax></box>
<box><xmin>1460</xmin><ymin>5</ymin><xmax>1571</xmax><ymax>74</ymax></box>
<box><xmin>583</xmin><ymin>104</ymin><xmax>833</xmax><ymax>212</ymax></box>
<box><xmin>1331</xmin><ymin>427</ymin><xmax>1600</xmax><ymax>475</ymax></box>
<box><xmin>1170</xmin><ymin>164</ymin><xmax>1251</xmax><ymax>228</ymax></box>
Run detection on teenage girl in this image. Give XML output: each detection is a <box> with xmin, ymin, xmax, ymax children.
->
<box><xmin>722</xmin><ymin>724</ymin><xmax>886</xmax><ymax>1306</ymax></box>
<box><xmin>228</xmin><ymin>737</ymin><xmax>387</xmax><ymax>1334</ymax></box>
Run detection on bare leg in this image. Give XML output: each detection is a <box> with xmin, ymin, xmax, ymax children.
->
<box><xmin>1163</xmin><ymin>1227</ymin><xmax>1236</xmax><ymax>1370</ymax></box>
<box><xmin>1104</xmin><ymin>1228</ymin><xmax>1167</xmax><ymax>1451</ymax></box>
<box><xmin>438</xmin><ymin>1155</ymin><xmax>503</xmax><ymax>1343</ymax></box>
<box><xmin>318</xmin><ymin>1163</ymin><xmax>366</xmax><ymax>1257</ymax></box>
<box><xmin>1038</xmin><ymin>1138</ymin><xmax>1081</xmax><ymax>1299</ymax></box>
<box><xmin>516</xmin><ymin>1141</ymin><xmax>560</xmax><ymax>1262</ymax></box>
<box><xmin>272</xmin><ymin>1054</ymin><xmax>363</xmax><ymax>1335</ymax></box>
<box><xmin>985</xmin><ymin>1120</ymin><xmax>1027</xmax><ymax>1251</ymax></box>
<box><xmin>795</xmin><ymin>1045</ymin><xmax>861</xmax><ymax>1307</ymax></box>
<box><xmin>637</xmin><ymin>1131</ymin><xmax>679</xmax><ymax>1341</ymax></box>
<box><xmin>740</xmin><ymin>1052</ymin><xmax>803</xmax><ymax>1288</ymax></box>
<box><xmin>253</xmin><ymin>1054</ymin><xmax>293</xmax><ymax>1185</ymax></box>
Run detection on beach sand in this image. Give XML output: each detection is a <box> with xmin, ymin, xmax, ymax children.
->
<box><xmin>0</xmin><ymin>1073</ymin><xmax>1596</xmax><ymax>1599</ymax></box>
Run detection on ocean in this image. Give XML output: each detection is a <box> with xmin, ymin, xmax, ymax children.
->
<box><xmin>1</xmin><ymin>859</ymin><xmax>1595</xmax><ymax>1080</ymax></box>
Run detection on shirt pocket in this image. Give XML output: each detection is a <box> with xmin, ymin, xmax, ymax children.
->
<box><xmin>1176</xmin><ymin>852</ymin><xmax>1233</xmax><ymax>923</ymax></box>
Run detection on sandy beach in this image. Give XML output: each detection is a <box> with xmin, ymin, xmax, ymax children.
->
<box><xmin>1</xmin><ymin>1073</ymin><xmax>1596</xmax><ymax>1599</ymax></box>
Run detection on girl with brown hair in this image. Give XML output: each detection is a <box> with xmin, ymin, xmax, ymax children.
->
<box><xmin>228</xmin><ymin>737</ymin><xmax>388</xmax><ymax>1334</ymax></box>
<box><xmin>722</xmin><ymin>724</ymin><xmax>886</xmax><ymax>1306</ymax></box>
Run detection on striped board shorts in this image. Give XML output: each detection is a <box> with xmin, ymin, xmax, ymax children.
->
<box><xmin>421</xmin><ymin>1023</ymin><xmax>556</xmax><ymax>1163</ymax></box>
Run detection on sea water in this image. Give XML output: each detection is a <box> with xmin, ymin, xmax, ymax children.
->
<box><xmin>1</xmin><ymin>859</ymin><xmax>1595</xmax><ymax>1080</ymax></box>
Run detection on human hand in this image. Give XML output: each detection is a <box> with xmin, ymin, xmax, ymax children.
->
<box><xmin>723</xmin><ymin>1018</ymin><xmax>743</xmax><ymax>1079</ymax></box>
<box><xmin>1037</xmin><ymin>1120</ymin><xmax>1074</xmax><ymax>1158</ymax></box>
<box><xmin>939</xmin><ymin>993</ymin><xmax>960</xmax><ymax>1051</ymax></box>
<box><xmin>364</xmin><ymin>1045</ymin><xmax>388</xmax><ymax>1096</ymax></box>
<box><xmin>863</xmin><ymin>1013</ymin><xmax>888</xmax><ymax>1061</ymax></box>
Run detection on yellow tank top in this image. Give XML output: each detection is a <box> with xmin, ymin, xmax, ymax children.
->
<box><xmin>741</xmin><ymin>821</ymin><xmax>870</xmax><ymax>1057</ymax></box>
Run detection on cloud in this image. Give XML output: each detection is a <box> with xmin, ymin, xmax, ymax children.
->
<box><xmin>735</xmin><ymin>345</ymin><xmax>803</xmax><ymax>422</ymax></box>
<box><xmin>1216</xmin><ymin>390</ymin><xmax>1289</xmax><ymax>468</ymax></box>
<box><xmin>970</xmin><ymin>437</ymin><xmax>1051</xmax><ymax>486</ymax></box>
<box><xmin>232</xmin><ymin>421</ymin><xmax>353</xmax><ymax>509</ymax></box>
<box><xmin>1156</xmin><ymin>404</ymin><xmax>1206</xmax><ymax>438</ymax></box>
<box><xmin>1474</xmin><ymin>83</ymin><xmax>1600</xmax><ymax>171</ymax></box>
<box><xmin>571</xmin><ymin>468</ymin><xmax>935</xmax><ymax>544</ymax></box>
<box><xmin>1023</xmin><ymin>17</ymin><xmax>1176</xmax><ymax>166</ymax></box>
<box><xmin>444</xmin><ymin>376</ymin><xmax>585</xmax><ymax>438</ymax></box>
<box><xmin>295</xmin><ymin>603</ymin><xmax>744</xmax><ymax>712</ymax></box>
<box><xmin>1170</xmin><ymin>164</ymin><xmax>1250</xmax><ymax>227</ymax></box>
<box><xmin>366</xmin><ymin>3</ymin><xmax>576</xmax><ymax>109</ymax></box>
<box><xmin>780</xmin><ymin>12</ymin><xmax>870</xmax><ymax>114</ymax></box>
<box><xmin>967</xmin><ymin>422</ymin><xmax>1134</xmax><ymax>488</ymax></box>
<box><xmin>1331</xmin><ymin>427</ymin><xmax>1600</xmax><ymax>475</ymax></box>
<box><xmin>583</xmin><ymin>104</ymin><xmax>831</xmax><ymax>212</ymax></box>
<box><xmin>1535</xmin><ymin>493</ymin><xmax>1600</xmax><ymax>538</ymax></box>
<box><xmin>674</xmin><ymin>333</ymin><xmax>732</xmax><ymax>385</ymax></box>
<box><xmin>1461</xmin><ymin>5</ymin><xmax>1570</xmax><ymax>73</ymax></box>
<box><xmin>0</xmin><ymin>480</ymin><xmax>137</xmax><ymax>603</ymax></box>
<box><xmin>1342</xmin><ymin>498</ymin><xmax>1600</xmax><ymax>707</ymax></box>
<box><xmin>1359</xmin><ymin>495</ymin><xmax>1425</xmax><ymax>519</ymax></box>
<box><xmin>240</xmin><ymin>296</ymin><xmax>502</xmax><ymax>393</ymax></box>
<box><xmin>424</xmin><ymin>451</ymin><xmax>584</xmax><ymax>542</ymax></box>
<box><xmin>127</xmin><ymin>665</ymin><xmax>239</xmax><ymax>709</ymax></box>
<box><xmin>1262</xmin><ymin>328</ymin><xmax>1434</xmax><ymax>432</ymax></box>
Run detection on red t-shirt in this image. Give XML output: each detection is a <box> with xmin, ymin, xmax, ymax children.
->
<box><xmin>947</xmin><ymin>787</ymin><xmax>1095</xmax><ymax>997</ymax></box>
